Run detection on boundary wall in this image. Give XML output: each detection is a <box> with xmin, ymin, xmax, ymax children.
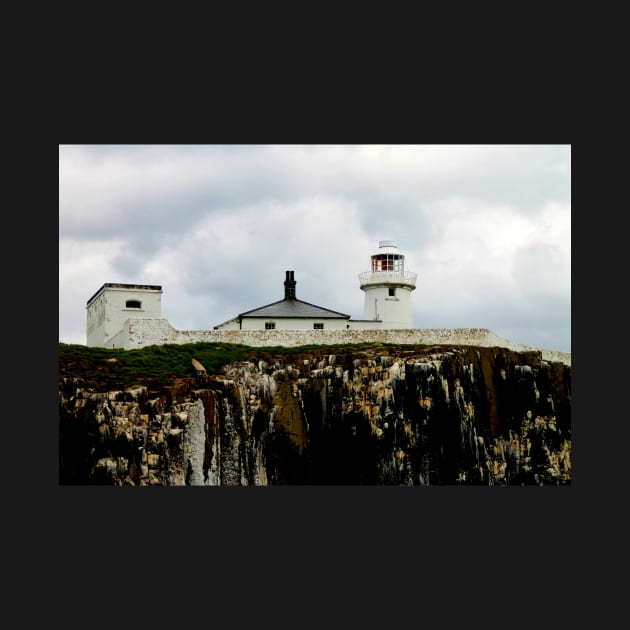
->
<box><xmin>109</xmin><ymin>318</ymin><xmax>571</xmax><ymax>366</ymax></box>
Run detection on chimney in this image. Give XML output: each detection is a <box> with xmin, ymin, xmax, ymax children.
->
<box><xmin>284</xmin><ymin>270</ymin><xmax>296</xmax><ymax>299</ymax></box>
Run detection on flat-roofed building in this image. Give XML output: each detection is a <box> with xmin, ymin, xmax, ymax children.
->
<box><xmin>86</xmin><ymin>283</ymin><xmax>163</xmax><ymax>347</ymax></box>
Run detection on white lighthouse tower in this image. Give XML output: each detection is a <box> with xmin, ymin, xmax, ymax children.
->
<box><xmin>358</xmin><ymin>240</ymin><xmax>417</xmax><ymax>329</ymax></box>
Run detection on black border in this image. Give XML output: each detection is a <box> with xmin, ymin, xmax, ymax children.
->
<box><xmin>49</xmin><ymin>49</ymin><xmax>588</xmax><ymax>619</ymax></box>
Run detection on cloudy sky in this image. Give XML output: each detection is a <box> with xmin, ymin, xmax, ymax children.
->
<box><xmin>59</xmin><ymin>144</ymin><xmax>571</xmax><ymax>352</ymax></box>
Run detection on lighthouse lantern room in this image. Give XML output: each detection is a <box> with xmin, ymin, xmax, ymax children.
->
<box><xmin>358</xmin><ymin>240</ymin><xmax>417</xmax><ymax>329</ymax></box>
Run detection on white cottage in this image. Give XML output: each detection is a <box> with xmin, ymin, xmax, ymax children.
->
<box><xmin>213</xmin><ymin>271</ymin><xmax>352</xmax><ymax>331</ymax></box>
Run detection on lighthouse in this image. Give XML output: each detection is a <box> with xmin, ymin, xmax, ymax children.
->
<box><xmin>358</xmin><ymin>240</ymin><xmax>417</xmax><ymax>329</ymax></box>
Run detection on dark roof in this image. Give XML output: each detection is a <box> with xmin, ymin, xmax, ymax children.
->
<box><xmin>240</xmin><ymin>298</ymin><xmax>350</xmax><ymax>319</ymax></box>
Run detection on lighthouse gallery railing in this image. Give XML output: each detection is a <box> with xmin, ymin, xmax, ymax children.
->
<box><xmin>358</xmin><ymin>270</ymin><xmax>417</xmax><ymax>288</ymax></box>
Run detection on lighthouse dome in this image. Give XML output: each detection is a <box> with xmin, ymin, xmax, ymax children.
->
<box><xmin>376</xmin><ymin>239</ymin><xmax>399</xmax><ymax>254</ymax></box>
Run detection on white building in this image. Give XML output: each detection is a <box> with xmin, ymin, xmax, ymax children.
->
<box><xmin>86</xmin><ymin>283</ymin><xmax>163</xmax><ymax>347</ymax></box>
<box><xmin>213</xmin><ymin>270</ymin><xmax>352</xmax><ymax>331</ymax></box>
<box><xmin>358</xmin><ymin>240</ymin><xmax>417</xmax><ymax>328</ymax></box>
<box><xmin>79</xmin><ymin>242</ymin><xmax>571</xmax><ymax>366</ymax></box>
<box><xmin>85</xmin><ymin>240</ymin><xmax>418</xmax><ymax>346</ymax></box>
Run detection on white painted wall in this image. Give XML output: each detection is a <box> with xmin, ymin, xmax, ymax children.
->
<box><xmin>86</xmin><ymin>285</ymin><xmax>162</xmax><ymax>347</ymax></box>
<box><xmin>239</xmin><ymin>317</ymin><xmax>351</xmax><ymax>331</ymax></box>
<box><xmin>362</xmin><ymin>285</ymin><xmax>415</xmax><ymax>328</ymax></box>
<box><xmin>215</xmin><ymin>317</ymin><xmax>383</xmax><ymax>331</ymax></box>
<box><xmin>108</xmin><ymin>326</ymin><xmax>130</xmax><ymax>350</ymax></box>
<box><xmin>213</xmin><ymin>317</ymin><xmax>241</xmax><ymax>331</ymax></box>
<box><xmin>346</xmin><ymin>320</ymin><xmax>383</xmax><ymax>330</ymax></box>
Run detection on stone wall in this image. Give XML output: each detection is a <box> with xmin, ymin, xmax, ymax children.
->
<box><xmin>119</xmin><ymin>317</ymin><xmax>571</xmax><ymax>366</ymax></box>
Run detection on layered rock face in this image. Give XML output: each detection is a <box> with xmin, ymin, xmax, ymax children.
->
<box><xmin>59</xmin><ymin>346</ymin><xmax>571</xmax><ymax>485</ymax></box>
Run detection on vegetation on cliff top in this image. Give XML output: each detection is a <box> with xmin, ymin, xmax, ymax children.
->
<box><xmin>58</xmin><ymin>341</ymin><xmax>431</xmax><ymax>392</ymax></box>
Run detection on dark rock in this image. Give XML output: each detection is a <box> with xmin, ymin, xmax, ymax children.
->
<box><xmin>59</xmin><ymin>345</ymin><xmax>571</xmax><ymax>485</ymax></box>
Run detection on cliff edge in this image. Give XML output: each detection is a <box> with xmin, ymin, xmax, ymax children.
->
<box><xmin>59</xmin><ymin>343</ymin><xmax>571</xmax><ymax>485</ymax></box>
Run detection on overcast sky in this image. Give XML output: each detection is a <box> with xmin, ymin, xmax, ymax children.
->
<box><xmin>59</xmin><ymin>144</ymin><xmax>571</xmax><ymax>352</ymax></box>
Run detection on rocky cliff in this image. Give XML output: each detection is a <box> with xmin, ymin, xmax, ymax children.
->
<box><xmin>59</xmin><ymin>345</ymin><xmax>571</xmax><ymax>485</ymax></box>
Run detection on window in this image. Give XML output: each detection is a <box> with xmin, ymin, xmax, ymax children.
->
<box><xmin>372</xmin><ymin>253</ymin><xmax>404</xmax><ymax>272</ymax></box>
<box><xmin>265</xmin><ymin>322</ymin><xmax>276</xmax><ymax>330</ymax></box>
<box><xmin>313</xmin><ymin>323</ymin><xmax>324</xmax><ymax>329</ymax></box>
<box><xmin>126</xmin><ymin>300</ymin><xmax>142</xmax><ymax>308</ymax></box>
<box><xmin>388</xmin><ymin>288</ymin><xmax>396</xmax><ymax>297</ymax></box>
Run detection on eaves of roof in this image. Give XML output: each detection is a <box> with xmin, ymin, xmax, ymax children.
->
<box><xmin>240</xmin><ymin>298</ymin><xmax>350</xmax><ymax>319</ymax></box>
